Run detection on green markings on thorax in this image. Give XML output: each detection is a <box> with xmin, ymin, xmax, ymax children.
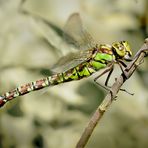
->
<box><xmin>91</xmin><ymin>52</ymin><xmax>114</xmax><ymax>70</ymax></box>
<box><xmin>94</xmin><ymin>53</ymin><xmax>114</xmax><ymax>62</ymax></box>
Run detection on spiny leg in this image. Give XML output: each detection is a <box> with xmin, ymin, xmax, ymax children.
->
<box><xmin>118</xmin><ymin>61</ymin><xmax>134</xmax><ymax>95</ymax></box>
<box><xmin>105</xmin><ymin>66</ymin><xmax>114</xmax><ymax>86</ymax></box>
<box><xmin>94</xmin><ymin>65</ymin><xmax>114</xmax><ymax>97</ymax></box>
<box><xmin>118</xmin><ymin>60</ymin><xmax>128</xmax><ymax>78</ymax></box>
<box><xmin>94</xmin><ymin>63</ymin><xmax>134</xmax><ymax>96</ymax></box>
<box><xmin>118</xmin><ymin>60</ymin><xmax>127</xmax><ymax>68</ymax></box>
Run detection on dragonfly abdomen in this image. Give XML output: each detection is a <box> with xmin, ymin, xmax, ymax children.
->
<box><xmin>0</xmin><ymin>73</ymin><xmax>64</xmax><ymax>107</ymax></box>
<box><xmin>0</xmin><ymin>54</ymin><xmax>113</xmax><ymax>107</ymax></box>
<box><xmin>62</xmin><ymin>62</ymin><xmax>93</xmax><ymax>81</ymax></box>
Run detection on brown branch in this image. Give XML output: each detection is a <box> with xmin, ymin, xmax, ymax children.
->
<box><xmin>76</xmin><ymin>38</ymin><xmax>148</xmax><ymax>148</ymax></box>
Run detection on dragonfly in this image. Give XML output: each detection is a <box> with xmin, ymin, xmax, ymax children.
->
<box><xmin>0</xmin><ymin>13</ymin><xmax>132</xmax><ymax>107</ymax></box>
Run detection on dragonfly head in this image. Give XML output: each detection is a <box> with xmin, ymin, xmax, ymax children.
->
<box><xmin>112</xmin><ymin>41</ymin><xmax>132</xmax><ymax>61</ymax></box>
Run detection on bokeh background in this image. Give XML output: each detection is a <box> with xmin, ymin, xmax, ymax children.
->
<box><xmin>0</xmin><ymin>0</ymin><xmax>148</xmax><ymax>148</ymax></box>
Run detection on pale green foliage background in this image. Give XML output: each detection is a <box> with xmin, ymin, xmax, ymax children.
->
<box><xmin>0</xmin><ymin>0</ymin><xmax>148</xmax><ymax>148</ymax></box>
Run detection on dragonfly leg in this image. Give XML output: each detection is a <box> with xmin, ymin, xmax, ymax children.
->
<box><xmin>118</xmin><ymin>60</ymin><xmax>127</xmax><ymax>73</ymax></box>
<box><xmin>119</xmin><ymin>88</ymin><xmax>134</xmax><ymax>95</ymax></box>
<box><xmin>94</xmin><ymin>63</ymin><xmax>134</xmax><ymax>97</ymax></box>
<box><xmin>94</xmin><ymin>65</ymin><xmax>114</xmax><ymax>97</ymax></box>
<box><xmin>105</xmin><ymin>66</ymin><xmax>114</xmax><ymax>86</ymax></box>
<box><xmin>118</xmin><ymin>61</ymin><xmax>134</xmax><ymax>95</ymax></box>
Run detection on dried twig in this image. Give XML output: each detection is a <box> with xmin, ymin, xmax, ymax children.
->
<box><xmin>76</xmin><ymin>38</ymin><xmax>148</xmax><ymax>148</ymax></box>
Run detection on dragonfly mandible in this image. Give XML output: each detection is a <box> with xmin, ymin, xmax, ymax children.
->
<box><xmin>0</xmin><ymin>13</ymin><xmax>132</xmax><ymax>107</ymax></box>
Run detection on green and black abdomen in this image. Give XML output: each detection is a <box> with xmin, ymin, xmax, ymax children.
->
<box><xmin>0</xmin><ymin>52</ymin><xmax>114</xmax><ymax>107</ymax></box>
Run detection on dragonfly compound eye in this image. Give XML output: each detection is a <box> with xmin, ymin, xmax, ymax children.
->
<box><xmin>121</xmin><ymin>41</ymin><xmax>132</xmax><ymax>57</ymax></box>
<box><xmin>112</xmin><ymin>41</ymin><xmax>126</xmax><ymax>57</ymax></box>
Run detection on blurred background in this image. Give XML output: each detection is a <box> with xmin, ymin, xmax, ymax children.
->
<box><xmin>0</xmin><ymin>0</ymin><xmax>148</xmax><ymax>148</ymax></box>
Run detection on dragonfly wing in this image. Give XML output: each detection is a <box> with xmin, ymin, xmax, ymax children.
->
<box><xmin>63</xmin><ymin>13</ymin><xmax>96</xmax><ymax>50</ymax></box>
<box><xmin>52</xmin><ymin>49</ymin><xmax>94</xmax><ymax>73</ymax></box>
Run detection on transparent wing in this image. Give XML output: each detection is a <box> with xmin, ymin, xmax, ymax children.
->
<box><xmin>52</xmin><ymin>49</ymin><xmax>94</xmax><ymax>73</ymax></box>
<box><xmin>63</xmin><ymin>13</ymin><xmax>96</xmax><ymax>50</ymax></box>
